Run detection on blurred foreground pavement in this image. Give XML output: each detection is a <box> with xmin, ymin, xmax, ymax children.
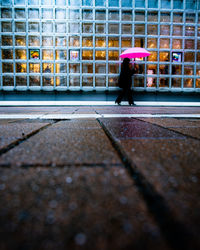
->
<box><xmin>0</xmin><ymin>106</ymin><xmax>200</xmax><ymax>250</ymax></box>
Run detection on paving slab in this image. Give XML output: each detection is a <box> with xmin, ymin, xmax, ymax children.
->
<box><xmin>0</xmin><ymin>120</ymin><xmax>121</xmax><ymax>167</ymax></box>
<box><xmin>0</xmin><ymin>166</ymin><xmax>169</xmax><ymax>250</ymax></box>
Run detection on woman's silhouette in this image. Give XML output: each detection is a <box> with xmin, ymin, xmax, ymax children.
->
<box><xmin>115</xmin><ymin>58</ymin><xmax>136</xmax><ymax>105</ymax></box>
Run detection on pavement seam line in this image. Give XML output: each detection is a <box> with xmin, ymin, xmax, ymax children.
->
<box><xmin>0</xmin><ymin>121</ymin><xmax>59</xmax><ymax>157</ymax></box>
<box><xmin>97</xmin><ymin>118</ymin><xmax>200</xmax><ymax>250</ymax></box>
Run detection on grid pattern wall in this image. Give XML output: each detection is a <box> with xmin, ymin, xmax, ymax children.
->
<box><xmin>0</xmin><ymin>0</ymin><xmax>200</xmax><ymax>91</ymax></box>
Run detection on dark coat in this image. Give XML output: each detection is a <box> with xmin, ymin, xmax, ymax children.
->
<box><xmin>118</xmin><ymin>66</ymin><xmax>136</xmax><ymax>89</ymax></box>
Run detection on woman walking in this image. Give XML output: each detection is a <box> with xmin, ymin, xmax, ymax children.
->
<box><xmin>115</xmin><ymin>58</ymin><xmax>136</xmax><ymax>105</ymax></box>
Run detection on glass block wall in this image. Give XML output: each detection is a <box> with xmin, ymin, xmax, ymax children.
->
<box><xmin>0</xmin><ymin>0</ymin><xmax>200</xmax><ymax>91</ymax></box>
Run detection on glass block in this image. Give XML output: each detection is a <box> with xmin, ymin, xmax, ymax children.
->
<box><xmin>173</xmin><ymin>25</ymin><xmax>183</xmax><ymax>36</ymax></box>
<box><xmin>28</xmin><ymin>36</ymin><xmax>40</xmax><ymax>46</ymax></box>
<box><xmin>95</xmin><ymin>50</ymin><xmax>106</xmax><ymax>60</ymax></box>
<box><xmin>122</xmin><ymin>37</ymin><xmax>132</xmax><ymax>47</ymax></box>
<box><xmin>69</xmin><ymin>9</ymin><xmax>80</xmax><ymax>20</ymax></box>
<box><xmin>184</xmin><ymin>78</ymin><xmax>194</xmax><ymax>88</ymax></box>
<box><xmin>198</xmin><ymin>27</ymin><xmax>200</xmax><ymax>37</ymax></box>
<box><xmin>122</xmin><ymin>24</ymin><xmax>132</xmax><ymax>34</ymax></box>
<box><xmin>42</xmin><ymin>36</ymin><xmax>53</xmax><ymax>46</ymax></box>
<box><xmin>55</xmin><ymin>9</ymin><xmax>66</xmax><ymax>19</ymax></box>
<box><xmin>69</xmin><ymin>63</ymin><xmax>80</xmax><ymax>73</ymax></box>
<box><xmin>95</xmin><ymin>0</ymin><xmax>105</xmax><ymax>6</ymax></box>
<box><xmin>148</xmin><ymin>12</ymin><xmax>158</xmax><ymax>22</ymax></box>
<box><xmin>82</xmin><ymin>23</ymin><xmax>93</xmax><ymax>33</ymax></box>
<box><xmin>69</xmin><ymin>0</ymin><xmax>81</xmax><ymax>6</ymax></box>
<box><xmin>28</xmin><ymin>9</ymin><xmax>39</xmax><ymax>19</ymax></box>
<box><xmin>69</xmin><ymin>23</ymin><xmax>80</xmax><ymax>33</ymax></box>
<box><xmin>15</xmin><ymin>49</ymin><xmax>26</xmax><ymax>59</ymax></box>
<box><xmin>43</xmin><ymin>76</ymin><xmax>54</xmax><ymax>86</ymax></box>
<box><xmin>161</xmin><ymin>0</ymin><xmax>171</xmax><ymax>8</ymax></box>
<box><xmin>43</xmin><ymin>63</ymin><xmax>54</xmax><ymax>73</ymax></box>
<box><xmin>135</xmin><ymin>11</ymin><xmax>145</xmax><ymax>21</ymax></box>
<box><xmin>172</xmin><ymin>65</ymin><xmax>182</xmax><ymax>75</ymax></box>
<box><xmin>134</xmin><ymin>37</ymin><xmax>144</xmax><ymax>47</ymax></box>
<box><xmin>122</xmin><ymin>0</ymin><xmax>132</xmax><ymax>7</ymax></box>
<box><xmin>2</xmin><ymin>0</ymin><xmax>12</xmax><ymax>6</ymax></box>
<box><xmin>69</xmin><ymin>76</ymin><xmax>80</xmax><ymax>87</ymax></box>
<box><xmin>108</xmin><ymin>63</ymin><xmax>119</xmax><ymax>74</ymax></box>
<box><xmin>147</xmin><ymin>38</ymin><xmax>157</xmax><ymax>48</ymax></box>
<box><xmin>28</xmin><ymin>0</ymin><xmax>39</xmax><ymax>4</ymax></box>
<box><xmin>137</xmin><ymin>64</ymin><xmax>145</xmax><ymax>74</ymax></box>
<box><xmin>172</xmin><ymin>78</ymin><xmax>181</xmax><ymax>88</ymax></box>
<box><xmin>55</xmin><ymin>50</ymin><xmax>67</xmax><ymax>60</ymax></box>
<box><xmin>184</xmin><ymin>52</ymin><xmax>195</xmax><ymax>62</ymax></box>
<box><xmin>29</xmin><ymin>76</ymin><xmax>40</xmax><ymax>86</ymax></box>
<box><xmin>15</xmin><ymin>36</ymin><xmax>26</xmax><ymax>46</ymax></box>
<box><xmin>160</xmin><ymin>52</ymin><xmax>169</xmax><ymax>62</ymax></box>
<box><xmin>1</xmin><ymin>8</ymin><xmax>12</xmax><ymax>18</ymax></box>
<box><xmin>172</xmin><ymin>39</ymin><xmax>182</xmax><ymax>49</ymax></box>
<box><xmin>147</xmin><ymin>64</ymin><xmax>157</xmax><ymax>74</ymax></box>
<box><xmin>95</xmin><ymin>24</ymin><xmax>106</xmax><ymax>33</ymax></box>
<box><xmin>173</xmin><ymin>13</ymin><xmax>183</xmax><ymax>22</ymax></box>
<box><xmin>197</xmin><ymin>52</ymin><xmax>200</xmax><ymax>62</ymax></box>
<box><xmin>41</xmin><ymin>0</ymin><xmax>53</xmax><ymax>4</ymax></box>
<box><xmin>42</xmin><ymin>22</ymin><xmax>53</xmax><ymax>33</ymax></box>
<box><xmin>28</xmin><ymin>22</ymin><xmax>40</xmax><ymax>32</ymax></box>
<box><xmin>160</xmin><ymin>25</ymin><xmax>170</xmax><ymax>35</ymax></box>
<box><xmin>29</xmin><ymin>63</ymin><xmax>40</xmax><ymax>73</ymax></box>
<box><xmin>134</xmin><ymin>77</ymin><xmax>144</xmax><ymax>87</ymax></box>
<box><xmin>56</xmin><ymin>23</ymin><xmax>66</xmax><ymax>33</ymax></box>
<box><xmin>82</xmin><ymin>10</ymin><xmax>93</xmax><ymax>20</ymax></box>
<box><xmin>15</xmin><ymin>9</ymin><xmax>26</xmax><ymax>19</ymax></box>
<box><xmin>2</xmin><ymin>36</ymin><xmax>13</xmax><ymax>46</ymax></box>
<box><xmin>186</xmin><ymin>13</ymin><xmax>196</xmax><ymax>23</ymax></box>
<box><xmin>3</xmin><ymin>76</ymin><xmax>14</xmax><ymax>86</ymax></box>
<box><xmin>185</xmin><ymin>26</ymin><xmax>195</xmax><ymax>36</ymax></box>
<box><xmin>69</xmin><ymin>36</ymin><xmax>80</xmax><ymax>46</ymax></box>
<box><xmin>56</xmin><ymin>0</ymin><xmax>66</xmax><ymax>5</ymax></box>
<box><xmin>108</xmin><ymin>24</ymin><xmax>119</xmax><ymax>34</ymax></box>
<box><xmin>82</xmin><ymin>0</ymin><xmax>93</xmax><ymax>6</ymax></box>
<box><xmin>95</xmin><ymin>37</ymin><xmax>106</xmax><ymax>47</ymax></box>
<box><xmin>159</xmin><ymin>64</ymin><xmax>169</xmax><ymax>74</ymax></box>
<box><xmin>56</xmin><ymin>63</ymin><xmax>67</xmax><ymax>73</ymax></box>
<box><xmin>108</xmin><ymin>0</ymin><xmax>119</xmax><ymax>7</ymax></box>
<box><xmin>196</xmin><ymin>79</ymin><xmax>200</xmax><ymax>88</ymax></box>
<box><xmin>15</xmin><ymin>22</ymin><xmax>26</xmax><ymax>32</ymax></box>
<box><xmin>160</xmin><ymin>12</ymin><xmax>171</xmax><ymax>22</ymax></box>
<box><xmin>56</xmin><ymin>37</ymin><xmax>66</xmax><ymax>46</ymax></box>
<box><xmin>2</xmin><ymin>49</ymin><xmax>13</xmax><ymax>59</ymax></box>
<box><xmin>42</xmin><ymin>9</ymin><xmax>53</xmax><ymax>19</ymax></box>
<box><xmin>16</xmin><ymin>76</ymin><xmax>27</xmax><ymax>86</ymax></box>
<box><xmin>95</xmin><ymin>76</ymin><xmax>106</xmax><ymax>87</ymax></box>
<box><xmin>173</xmin><ymin>0</ymin><xmax>183</xmax><ymax>9</ymax></box>
<box><xmin>95</xmin><ymin>63</ymin><xmax>106</xmax><ymax>73</ymax></box>
<box><xmin>82</xmin><ymin>50</ymin><xmax>93</xmax><ymax>60</ymax></box>
<box><xmin>185</xmin><ymin>39</ymin><xmax>195</xmax><ymax>50</ymax></box>
<box><xmin>198</xmin><ymin>40</ymin><xmax>200</xmax><ymax>50</ymax></box>
<box><xmin>108</xmin><ymin>37</ymin><xmax>119</xmax><ymax>47</ymax></box>
<box><xmin>160</xmin><ymin>38</ymin><xmax>170</xmax><ymax>49</ymax></box>
<box><xmin>108</xmin><ymin>76</ymin><xmax>118</xmax><ymax>87</ymax></box>
<box><xmin>82</xmin><ymin>76</ymin><xmax>93</xmax><ymax>87</ymax></box>
<box><xmin>159</xmin><ymin>78</ymin><xmax>169</xmax><ymax>88</ymax></box>
<box><xmin>184</xmin><ymin>65</ymin><xmax>194</xmax><ymax>75</ymax></box>
<box><xmin>135</xmin><ymin>24</ymin><xmax>145</xmax><ymax>35</ymax></box>
<box><xmin>108</xmin><ymin>11</ymin><xmax>119</xmax><ymax>20</ymax></box>
<box><xmin>122</xmin><ymin>11</ymin><xmax>132</xmax><ymax>21</ymax></box>
<box><xmin>186</xmin><ymin>0</ymin><xmax>197</xmax><ymax>9</ymax></box>
<box><xmin>147</xmin><ymin>52</ymin><xmax>157</xmax><ymax>62</ymax></box>
<box><xmin>95</xmin><ymin>10</ymin><xmax>106</xmax><ymax>20</ymax></box>
<box><xmin>2</xmin><ymin>22</ymin><xmax>12</xmax><ymax>32</ymax></box>
<box><xmin>3</xmin><ymin>63</ymin><xmax>13</xmax><ymax>73</ymax></box>
<box><xmin>108</xmin><ymin>50</ymin><xmax>119</xmax><ymax>60</ymax></box>
<box><xmin>56</xmin><ymin>76</ymin><xmax>67</xmax><ymax>87</ymax></box>
<box><xmin>148</xmin><ymin>0</ymin><xmax>158</xmax><ymax>8</ymax></box>
<box><xmin>14</xmin><ymin>0</ymin><xmax>25</xmax><ymax>5</ymax></box>
<box><xmin>82</xmin><ymin>63</ymin><xmax>93</xmax><ymax>73</ymax></box>
<box><xmin>135</xmin><ymin>0</ymin><xmax>145</xmax><ymax>8</ymax></box>
<box><xmin>82</xmin><ymin>37</ymin><xmax>93</xmax><ymax>47</ymax></box>
<box><xmin>147</xmin><ymin>77</ymin><xmax>157</xmax><ymax>87</ymax></box>
<box><xmin>147</xmin><ymin>25</ymin><xmax>157</xmax><ymax>35</ymax></box>
<box><xmin>42</xmin><ymin>50</ymin><xmax>53</xmax><ymax>60</ymax></box>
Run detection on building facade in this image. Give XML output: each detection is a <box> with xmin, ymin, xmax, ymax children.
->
<box><xmin>0</xmin><ymin>0</ymin><xmax>200</xmax><ymax>92</ymax></box>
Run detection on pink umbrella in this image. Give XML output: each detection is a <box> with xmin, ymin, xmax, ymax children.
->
<box><xmin>120</xmin><ymin>47</ymin><xmax>150</xmax><ymax>59</ymax></box>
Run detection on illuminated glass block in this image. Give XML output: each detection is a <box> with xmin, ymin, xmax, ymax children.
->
<box><xmin>69</xmin><ymin>36</ymin><xmax>80</xmax><ymax>47</ymax></box>
<box><xmin>122</xmin><ymin>0</ymin><xmax>132</xmax><ymax>7</ymax></box>
<box><xmin>135</xmin><ymin>24</ymin><xmax>145</xmax><ymax>35</ymax></box>
<box><xmin>82</xmin><ymin>50</ymin><xmax>93</xmax><ymax>60</ymax></box>
<box><xmin>172</xmin><ymin>78</ymin><xmax>182</xmax><ymax>88</ymax></box>
<box><xmin>122</xmin><ymin>37</ymin><xmax>132</xmax><ymax>47</ymax></box>
<box><xmin>159</xmin><ymin>64</ymin><xmax>169</xmax><ymax>74</ymax></box>
<box><xmin>147</xmin><ymin>25</ymin><xmax>157</xmax><ymax>35</ymax></box>
<box><xmin>42</xmin><ymin>50</ymin><xmax>54</xmax><ymax>60</ymax></box>
<box><xmin>43</xmin><ymin>76</ymin><xmax>54</xmax><ymax>86</ymax></box>
<box><xmin>56</xmin><ymin>76</ymin><xmax>67</xmax><ymax>87</ymax></box>
<box><xmin>172</xmin><ymin>65</ymin><xmax>182</xmax><ymax>75</ymax></box>
<box><xmin>43</xmin><ymin>63</ymin><xmax>54</xmax><ymax>73</ymax></box>
<box><xmin>29</xmin><ymin>36</ymin><xmax>40</xmax><ymax>46</ymax></box>
<box><xmin>56</xmin><ymin>63</ymin><xmax>67</xmax><ymax>73</ymax></box>
<box><xmin>159</xmin><ymin>78</ymin><xmax>169</xmax><ymax>88</ymax></box>
<box><xmin>55</xmin><ymin>50</ymin><xmax>67</xmax><ymax>60</ymax></box>
<box><xmin>95</xmin><ymin>50</ymin><xmax>106</xmax><ymax>60</ymax></box>
<box><xmin>160</xmin><ymin>12</ymin><xmax>171</xmax><ymax>22</ymax></box>
<box><xmin>15</xmin><ymin>49</ymin><xmax>27</xmax><ymax>60</ymax></box>
<box><xmin>15</xmin><ymin>36</ymin><xmax>26</xmax><ymax>46</ymax></box>
<box><xmin>184</xmin><ymin>52</ymin><xmax>195</xmax><ymax>62</ymax></box>
<box><xmin>184</xmin><ymin>78</ymin><xmax>194</xmax><ymax>88</ymax></box>
<box><xmin>42</xmin><ymin>36</ymin><xmax>53</xmax><ymax>46</ymax></box>
<box><xmin>160</xmin><ymin>25</ymin><xmax>170</xmax><ymax>36</ymax></box>
<box><xmin>160</xmin><ymin>38</ymin><xmax>170</xmax><ymax>49</ymax></box>
<box><xmin>28</xmin><ymin>0</ymin><xmax>39</xmax><ymax>5</ymax></box>
<box><xmin>108</xmin><ymin>0</ymin><xmax>119</xmax><ymax>7</ymax></box>
<box><xmin>69</xmin><ymin>0</ymin><xmax>81</xmax><ymax>6</ymax></box>
<box><xmin>29</xmin><ymin>63</ymin><xmax>40</xmax><ymax>73</ymax></box>
<box><xmin>185</xmin><ymin>39</ymin><xmax>195</xmax><ymax>49</ymax></box>
<box><xmin>82</xmin><ymin>63</ymin><xmax>93</xmax><ymax>73</ymax></box>
<box><xmin>108</xmin><ymin>37</ymin><xmax>119</xmax><ymax>47</ymax></box>
<box><xmin>148</xmin><ymin>11</ymin><xmax>158</xmax><ymax>22</ymax></box>
<box><xmin>108</xmin><ymin>50</ymin><xmax>119</xmax><ymax>60</ymax></box>
<box><xmin>16</xmin><ymin>63</ymin><xmax>27</xmax><ymax>72</ymax></box>
<box><xmin>108</xmin><ymin>76</ymin><xmax>118</xmax><ymax>87</ymax></box>
<box><xmin>108</xmin><ymin>63</ymin><xmax>119</xmax><ymax>74</ymax></box>
<box><xmin>147</xmin><ymin>52</ymin><xmax>157</xmax><ymax>62</ymax></box>
<box><xmin>15</xmin><ymin>0</ymin><xmax>25</xmax><ymax>5</ymax></box>
<box><xmin>82</xmin><ymin>37</ymin><xmax>93</xmax><ymax>47</ymax></box>
<box><xmin>2</xmin><ymin>36</ymin><xmax>13</xmax><ymax>46</ymax></box>
<box><xmin>95</xmin><ymin>37</ymin><xmax>106</xmax><ymax>47</ymax></box>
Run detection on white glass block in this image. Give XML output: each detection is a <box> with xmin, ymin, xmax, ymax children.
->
<box><xmin>82</xmin><ymin>10</ymin><xmax>93</xmax><ymax>20</ymax></box>
<box><xmin>15</xmin><ymin>22</ymin><xmax>26</xmax><ymax>32</ymax></box>
<box><xmin>42</xmin><ymin>0</ymin><xmax>53</xmax><ymax>4</ymax></box>
<box><xmin>28</xmin><ymin>36</ymin><xmax>40</xmax><ymax>46</ymax></box>
<box><xmin>28</xmin><ymin>0</ymin><xmax>39</xmax><ymax>5</ymax></box>
<box><xmin>69</xmin><ymin>23</ymin><xmax>80</xmax><ymax>33</ymax></box>
<box><xmin>28</xmin><ymin>9</ymin><xmax>39</xmax><ymax>19</ymax></box>
<box><xmin>69</xmin><ymin>0</ymin><xmax>81</xmax><ymax>6</ymax></box>
<box><xmin>28</xmin><ymin>22</ymin><xmax>40</xmax><ymax>32</ymax></box>
<box><xmin>1</xmin><ymin>8</ymin><xmax>12</xmax><ymax>18</ymax></box>
<box><xmin>69</xmin><ymin>10</ymin><xmax>80</xmax><ymax>20</ymax></box>
<box><xmin>42</xmin><ymin>36</ymin><xmax>53</xmax><ymax>46</ymax></box>
<box><xmin>42</xmin><ymin>22</ymin><xmax>53</xmax><ymax>33</ymax></box>
<box><xmin>42</xmin><ymin>9</ymin><xmax>53</xmax><ymax>19</ymax></box>
<box><xmin>56</xmin><ymin>0</ymin><xmax>66</xmax><ymax>5</ymax></box>
<box><xmin>56</xmin><ymin>37</ymin><xmax>66</xmax><ymax>46</ymax></box>
<box><xmin>56</xmin><ymin>23</ymin><xmax>66</xmax><ymax>33</ymax></box>
<box><xmin>55</xmin><ymin>9</ymin><xmax>66</xmax><ymax>19</ymax></box>
<box><xmin>2</xmin><ymin>22</ymin><xmax>12</xmax><ymax>32</ymax></box>
<box><xmin>15</xmin><ymin>9</ymin><xmax>26</xmax><ymax>19</ymax></box>
<box><xmin>14</xmin><ymin>0</ymin><xmax>25</xmax><ymax>5</ymax></box>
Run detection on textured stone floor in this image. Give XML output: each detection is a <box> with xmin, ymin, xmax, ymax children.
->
<box><xmin>0</xmin><ymin>106</ymin><xmax>200</xmax><ymax>250</ymax></box>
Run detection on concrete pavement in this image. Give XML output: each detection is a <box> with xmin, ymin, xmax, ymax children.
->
<box><xmin>0</xmin><ymin>106</ymin><xmax>200</xmax><ymax>250</ymax></box>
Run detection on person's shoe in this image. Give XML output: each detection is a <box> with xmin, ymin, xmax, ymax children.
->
<box><xmin>115</xmin><ymin>101</ymin><xmax>121</xmax><ymax>105</ymax></box>
<box><xmin>129</xmin><ymin>102</ymin><xmax>134</xmax><ymax>106</ymax></box>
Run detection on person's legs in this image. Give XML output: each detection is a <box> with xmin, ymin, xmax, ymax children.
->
<box><xmin>115</xmin><ymin>89</ymin><xmax>125</xmax><ymax>104</ymax></box>
<box><xmin>127</xmin><ymin>88</ymin><xmax>134</xmax><ymax>105</ymax></box>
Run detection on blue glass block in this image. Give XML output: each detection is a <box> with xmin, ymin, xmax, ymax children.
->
<box><xmin>14</xmin><ymin>0</ymin><xmax>25</xmax><ymax>4</ymax></box>
<box><xmin>148</xmin><ymin>0</ymin><xmax>158</xmax><ymax>8</ymax></box>
<box><xmin>135</xmin><ymin>0</ymin><xmax>145</xmax><ymax>8</ymax></box>
<box><xmin>108</xmin><ymin>0</ymin><xmax>119</xmax><ymax>7</ymax></box>
<box><xmin>161</xmin><ymin>0</ymin><xmax>171</xmax><ymax>8</ymax></box>
<box><xmin>82</xmin><ymin>0</ymin><xmax>93</xmax><ymax>5</ymax></box>
<box><xmin>2</xmin><ymin>0</ymin><xmax>12</xmax><ymax>5</ymax></box>
<box><xmin>173</xmin><ymin>0</ymin><xmax>183</xmax><ymax>9</ymax></box>
<box><xmin>95</xmin><ymin>0</ymin><xmax>106</xmax><ymax>7</ymax></box>
<box><xmin>186</xmin><ymin>0</ymin><xmax>197</xmax><ymax>10</ymax></box>
<box><xmin>122</xmin><ymin>0</ymin><xmax>132</xmax><ymax>7</ymax></box>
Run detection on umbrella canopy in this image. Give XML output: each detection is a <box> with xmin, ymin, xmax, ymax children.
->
<box><xmin>120</xmin><ymin>47</ymin><xmax>150</xmax><ymax>59</ymax></box>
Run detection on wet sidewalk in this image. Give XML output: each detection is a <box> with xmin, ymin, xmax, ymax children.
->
<box><xmin>0</xmin><ymin>106</ymin><xmax>200</xmax><ymax>250</ymax></box>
